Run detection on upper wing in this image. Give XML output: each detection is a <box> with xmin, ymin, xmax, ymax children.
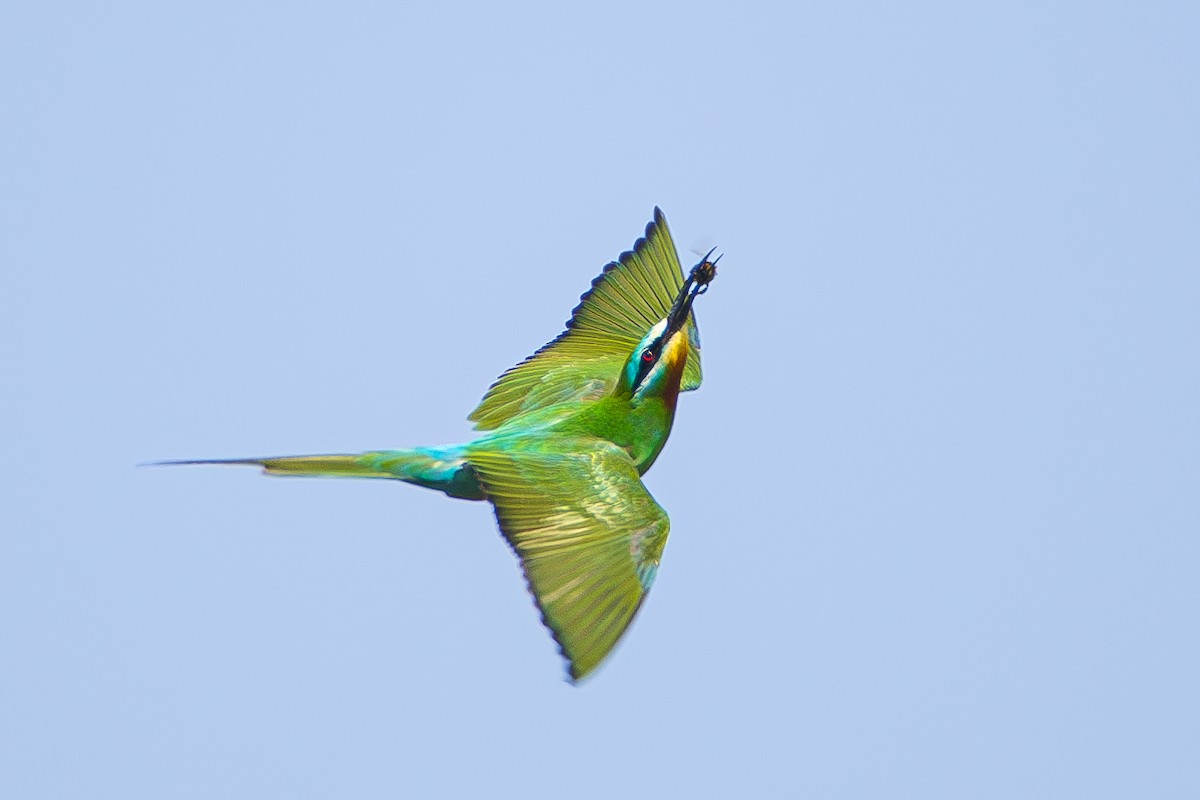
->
<box><xmin>467</xmin><ymin>207</ymin><xmax>703</xmax><ymax>430</ymax></box>
<box><xmin>467</xmin><ymin>439</ymin><xmax>671</xmax><ymax>681</ymax></box>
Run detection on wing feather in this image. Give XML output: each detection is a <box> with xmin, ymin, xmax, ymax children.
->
<box><xmin>468</xmin><ymin>208</ymin><xmax>702</xmax><ymax>430</ymax></box>
<box><xmin>468</xmin><ymin>439</ymin><xmax>670</xmax><ymax>681</ymax></box>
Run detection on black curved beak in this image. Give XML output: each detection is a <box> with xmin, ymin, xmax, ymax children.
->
<box><xmin>665</xmin><ymin>249</ymin><xmax>720</xmax><ymax>336</ymax></box>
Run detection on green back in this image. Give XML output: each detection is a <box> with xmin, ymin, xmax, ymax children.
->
<box><xmin>468</xmin><ymin>207</ymin><xmax>702</xmax><ymax>430</ymax></box>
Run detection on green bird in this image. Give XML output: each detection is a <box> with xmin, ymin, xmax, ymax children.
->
<box><xmin>163</xmin><ymin>208</ymin><xmax>718</xmax><ymax>681</ymax></box>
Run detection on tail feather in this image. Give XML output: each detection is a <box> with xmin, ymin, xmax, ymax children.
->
<box><xmin>149</xmin><ymin>455</ymin><xmax>391</xmax><ymax>478</ymax></box>
<box><xmin>150</xmin><ymin>450</ymin><xmax>485</xmax><ymax>500</ymax></box>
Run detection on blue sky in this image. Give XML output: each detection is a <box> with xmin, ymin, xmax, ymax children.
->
<box><xmin>3</xmin><ymin>2</ymin><xmax>1198</xmax><ymax>797</ymax></box>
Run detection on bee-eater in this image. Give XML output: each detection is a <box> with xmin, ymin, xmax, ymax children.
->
<box><xmin>162</xmin><ymin>208</ymin><xmax>717</xmax><ymax>681</ymax></box>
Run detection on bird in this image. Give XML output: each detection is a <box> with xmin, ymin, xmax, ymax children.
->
<box><xmin>160</xmin><ymin>208</ymin><xmax>718</xmax><ymax>682</ymax></box>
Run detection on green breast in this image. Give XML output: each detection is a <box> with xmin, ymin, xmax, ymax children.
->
<box><xmin>555</xmin><ymin>396</ymin><xmax>677</xmax><ymax>475</ymax></box>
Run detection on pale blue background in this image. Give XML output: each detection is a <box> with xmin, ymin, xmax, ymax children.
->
<box><xmin>3</xmin><ymin>2</ymin><xmax>1197</xmax><ymax>797</ymax></box>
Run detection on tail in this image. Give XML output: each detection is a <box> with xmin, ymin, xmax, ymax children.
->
<box><xmin>149</xmin><ymin>448</ymin><xmax>485</xmax><ymax>500</ymax></box>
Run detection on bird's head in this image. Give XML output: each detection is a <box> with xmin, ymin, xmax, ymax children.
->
<box><xmin>619</xmin><ymin>251</ymin><xmax>719</xmax><ymax>405</ymax></box>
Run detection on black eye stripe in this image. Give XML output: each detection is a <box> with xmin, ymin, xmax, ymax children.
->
<box><xmin>632</xmin><ymin>334</ymin><xmax>666</xmax><ymax>388</ymax></box>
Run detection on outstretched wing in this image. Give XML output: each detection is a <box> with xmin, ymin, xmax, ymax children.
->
<box><xmin>467</xmin><ymin>207</ymin><xmax>702</xmax><ymax>430</ymax></box>
<box><xmin>468</xmin><ymin>439</ymin><xmax>671</xmax><ymax>681</ymax></box>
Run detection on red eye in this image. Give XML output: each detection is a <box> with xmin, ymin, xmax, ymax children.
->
<box><xmin>642</xmin><ymin>349</ymin><xmax>655</xmax><ymax>363</ymax></box>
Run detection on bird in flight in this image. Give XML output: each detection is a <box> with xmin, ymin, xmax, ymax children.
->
<box><xmin>161</xmin><ymin>208</ymin><xmax>718</xmax><ymax>681</ymax></box>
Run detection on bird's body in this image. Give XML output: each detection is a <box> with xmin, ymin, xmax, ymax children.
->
<box><xmin>165</xmin><ymin>208</ymin><xmax>717</xmax><ymax>681</ymax></box>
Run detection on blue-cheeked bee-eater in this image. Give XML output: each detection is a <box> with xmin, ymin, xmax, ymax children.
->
<box><xmin>160</xmin><ymin>208</ymin><xmax>718</xmax><ymax>681</ymax></box>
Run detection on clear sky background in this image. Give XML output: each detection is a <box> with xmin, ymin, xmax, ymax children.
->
<box><xmin>3</xmin><ymin>2</ymin><xmax>1197</xmax><ymax>798</ymax></box>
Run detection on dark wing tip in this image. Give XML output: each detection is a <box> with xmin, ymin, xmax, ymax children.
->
<box><xmin>648</xmin><ymin>206</ymin><xmax>667</xmax><ymax>241</ymax></box>
<box><xmin>624</xmin><ymin>208</ymin><xmax>669</xmax><ymax>267</ymax></box>
<box><xmin>512</xmin><ymin>208</ymin><xmax>667</xmax><ymax>348</ymax></box>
